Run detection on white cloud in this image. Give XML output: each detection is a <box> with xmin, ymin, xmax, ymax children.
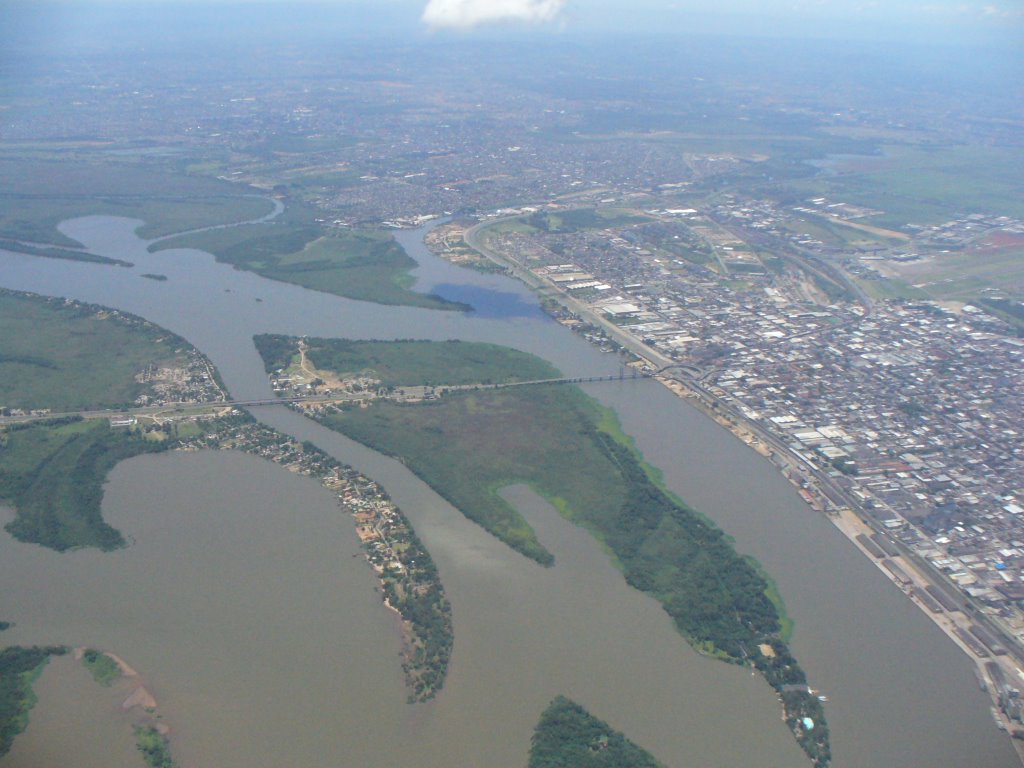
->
<box><xmin>422</xmin><ymin>0</ymin><xmax>566</xmax><ymax>29</ymax></box>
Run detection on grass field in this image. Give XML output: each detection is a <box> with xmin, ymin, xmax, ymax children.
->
<box><xmin>885</xmin><ymin>248</ymin><xmax>1024</xmax><ymax>301</ymax></box>
<box><xmin>786</xmin><ymin>144</ymin><xmax>1024</xmax><ymax>228</ymax></box>
<box><xmin>254</xmin><ymin>335</ymin><xmax>559</xmax><ymax>386</ymax></box>
<box><xmin>0</xmin><ymin>290</ymin><xmax>197</xmax><ymax>412</ymax></box>
<box><xmin>153</xmin><ymin>221</ymin><xmax>466</xmax><ymax>309</ymax></box>
<box><xmin>527</xmin><ymin>208</ymin><xmax>651</xmax><ymax>233</ymax></box>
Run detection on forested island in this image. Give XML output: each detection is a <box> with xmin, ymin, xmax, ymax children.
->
<box><xmin>529</xmin><ymin>696</ymin><xmax>664</xmax><ymax>768</ymax></box>
<box><xmin>0</xmin><ymin>417</ymin><xmax>173</xmax><ymax>550</ymax></box>
<box><xmin>259</xmin><ymin>336</ymin><xmax>830</xmax><ymax>766</ymax></box>
<box><xmin>0</xmin><ymin>645</ymin><xmax>67</xmax><ymax>757</ymax></box>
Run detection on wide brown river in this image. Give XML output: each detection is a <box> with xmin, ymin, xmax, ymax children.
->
<box><xmin>0</xmin><ymin>216</ymin><xmax>1017</xmax><ymax>767</ymax></box>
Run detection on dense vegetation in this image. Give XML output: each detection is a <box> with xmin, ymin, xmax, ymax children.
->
<box><xmin>152</xmin><ymin>218</ymin><xmax>466</xmax><ymax>310</ymax></box>
<box><xmin>0</xmin><ymin>155</ymin><xmax>272</xmax><ymax>246</ymax></box>
<box><xmin>529</xmin><ymin>696</ymin><xmax>664</xmax><ymax>768</ymax></box>
<box><xmin>324</xmin><ymin>385</ymin><xmax>783</xmax><ymax>646</ymax></box>
<box><xmin>135</xmin><ymin>725</ymin><xmax>176</xmax><ymax>768</ymax></box>
<box><xmin>0</xmin><ymin>289</ymin><xmax>194</xmax><ymax>411</ymax></box>
<box><xmin>81</xmin><ymin>649</ymin><xmax>122</xmax><ymax>686</ymax></box>
<box><xmin>379</xmin><ymin>525</ymin><xmax>452</xmax><ymax>701</ymax></box>
<box><xmin>0</xmin><ymin>645</ymin><xmax>67</xmax><ymax>757</ymax></box>
<box><xmin>316</xmin><ymin>343</ymin><xmax>829</xmax><ymax>765</ymax></box>
<box><xmin>0</xmin><ymin>418</ymin><xmax>169</xmax><ymax>551</ymax></box>
<box><xmin>0</xmin><ymin>239</ymin><xmax>131</xmax><ymax>267</ymax></box>
<box><xmin>255</xmin><ymin>335</ymin><xmax>559</xmax><ymax>386</ymax></box>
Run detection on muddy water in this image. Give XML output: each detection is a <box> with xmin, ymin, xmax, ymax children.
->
<box><xmin>0</xmin><ymin>216</ymin><xmax>1017</xmax><ymax>767</ymax></box>
<box><xmin>0</xmin><ymin>453</ymin><xmax>801</xmax><ymax>768</ymax></box>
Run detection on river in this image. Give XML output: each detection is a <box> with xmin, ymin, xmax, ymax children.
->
<box><xmin>0</xmin><ymin>216</ymin><xmax>1016</xmax><ymax>767</ymax></box>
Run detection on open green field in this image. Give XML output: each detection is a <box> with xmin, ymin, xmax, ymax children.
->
<box><xmin>526</xmin><ymin>208</ymin><xmax>651</xmax><ymax>233</ymax></box>
<box><xmin>786</xmin><ymin>145</ymin><xmax>1024</xmax><ymax>228</ymax></box>
<box><xmin>255</xmin><ymin>335</ymin><xmax>559</xmax><ymax>386</ymax></box>
<box><xmin>886</xmin><ymin>248</ymin><xmax>1024</xmax><ymax>301</ymax></box>
<box><xmin>0</xmin><ymin>418</ymin><xmax>168</xmax><ymax>551</ymax></box>
<box><xmin>0</xmin><ymin>290</ymin><xmax>195</xmax><ymax>412</ymax></box>
<box><xmin>529</xmin><ymin>696</ymin><xmax>664</xmax><ymax>768</ymax></box>
<box><xmin>854</xmin><ymin>276</ymin><xmax>928</xmax><ymax>301</ymax></box>
<box><xmin>0</xmin><ymin>157</ymin><xmax>272</xmax><ymax>246</ymax></box>
<box><xmin>153</xmin><ymin>221</ymin><xmax>467</xmax><ymax>310</ymax></box>
<box><xmin>784</xmin><ymin>213</ymin><xmax>901</xmax><ymax>250</ymax></box>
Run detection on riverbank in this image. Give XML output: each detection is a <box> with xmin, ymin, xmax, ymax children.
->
<box><xmin>450</xmin><ymin>215</ymin><xmax>1024</xmax><ymax>757</ymax></box>
<box><xmin>176</xmin><ymin>413</ymin><xmax>452</xmax><ymax>702</ymax></box>
<box><xmin>275</xmin><ymin>338</ymin><xmax>830</xmax><ymax>765</ymax></box>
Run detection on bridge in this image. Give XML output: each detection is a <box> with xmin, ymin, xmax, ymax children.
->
<box><xmin>0</xmin><ymin>370</ymin><xmax>656</xmax><ymax>426</ymax></box>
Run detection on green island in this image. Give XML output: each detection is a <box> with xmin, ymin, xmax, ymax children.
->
<box><xmin>135</xmin><ymin>725</ymin><xmax>176</xmax><ymax>768</ymax></box>
<box><xmin>0</xmin><ymin>289</ymin><xmax>228</xmax><ymax>551</ymax></box>
<box><xmin>255</xmin><ymin>335</ymin><xmax>558</xmax><ymax>388</ymax></box>
<box><xmin>140</xmin><ymin>273</ymin><xmax>169</xmax><ymax>282</ymax></box>
<box><xmin>0</xmin><ymin>288</ymin><xmax>450</xmax><ymax>702</ymax></box>
<box><xmin>0</xmin><ymin>238</ymin><xmax>132</xmax><ymax>267</ymax></box>
<box><xmin>270</xmin><ymin>339</ymin><xmax>829</xmax><ymax>765</ymax></box>
<box><xmin>0</xmin><ymin>645</ymin><xmax>68</xmax><ymax>757</ymax></box>
<box><xmin>529</xmin><ymin>696</ymin><xmax>664</xmax><ymax>768</ymax></box>
<box><xmin>151</xmin><ymin>211</ymin><xmax>467</xmax><ymax>310</ymax></box>
<box><xmin>81</xmin><ymin>649</ymin><xmax>122</xmax><ymax>687</ymax></box>
<box><xmin>0</xmin><ymin>417</ymin><xmax>171</xmax><ymax>551</ymax></box>
<box><xmin>0</xmin><ymin>288</ymin><xmax>222</xmax><ymax>412</ymax></box>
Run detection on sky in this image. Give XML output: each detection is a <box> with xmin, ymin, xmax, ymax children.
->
<box><xmin>6</xmin><ymin>0</ymin><xmax>1024</xmax><ymax>47</ymax></box>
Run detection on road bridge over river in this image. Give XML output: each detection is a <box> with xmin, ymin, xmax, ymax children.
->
<box><xmin>0</xmin><ymin>370</ymin><xmax>653</xmax><ymax>427</ymax></box>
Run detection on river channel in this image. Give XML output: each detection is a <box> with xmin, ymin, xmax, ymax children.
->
<box><xmin>0</xmin><ymin>216</ymin><xmax>1017</xmax><ymax>767</ymax></box>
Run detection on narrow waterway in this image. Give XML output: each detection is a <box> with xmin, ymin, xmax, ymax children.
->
<box><xmin>0</xmin><ymin>216</ymin><xmax>1016</xmax><ymax>767</ymax></box>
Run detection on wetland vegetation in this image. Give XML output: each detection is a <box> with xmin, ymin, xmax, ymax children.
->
<box><xmin>152</xmin><ymin>212</ymin><xmax>467</xmax><ymax>310</ymax></box>
<box><xmin>298</xmin><ymin>340</ymin><xmax>829</xmax><ymax>764</ymax></box>
<box><xmin>0</xmin><ymin>156</ymin><xmax>273</xmax><ymax>247</ymax></box>
<box><xmin>0</xmin><ymin>289</ymin><xmax>200</xmax><ymax>412</ymax></box>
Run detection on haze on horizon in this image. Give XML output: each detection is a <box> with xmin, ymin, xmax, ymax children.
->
<box><xmin>4</xmin><ymin>0</ymin><xmax>1023</xmax><ymax>47</ymax></box>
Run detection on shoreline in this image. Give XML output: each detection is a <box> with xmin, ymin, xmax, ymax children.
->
<box><xmin>449</xmin><ymin>215</ymin><xmax>1024</xmax><ymax>755</ymax></box>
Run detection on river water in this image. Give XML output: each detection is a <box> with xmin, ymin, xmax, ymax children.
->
<box><xmin>0</xmin><ymin>216</ymin><xmax>1016</xmax><ymax>767</ymax></box>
